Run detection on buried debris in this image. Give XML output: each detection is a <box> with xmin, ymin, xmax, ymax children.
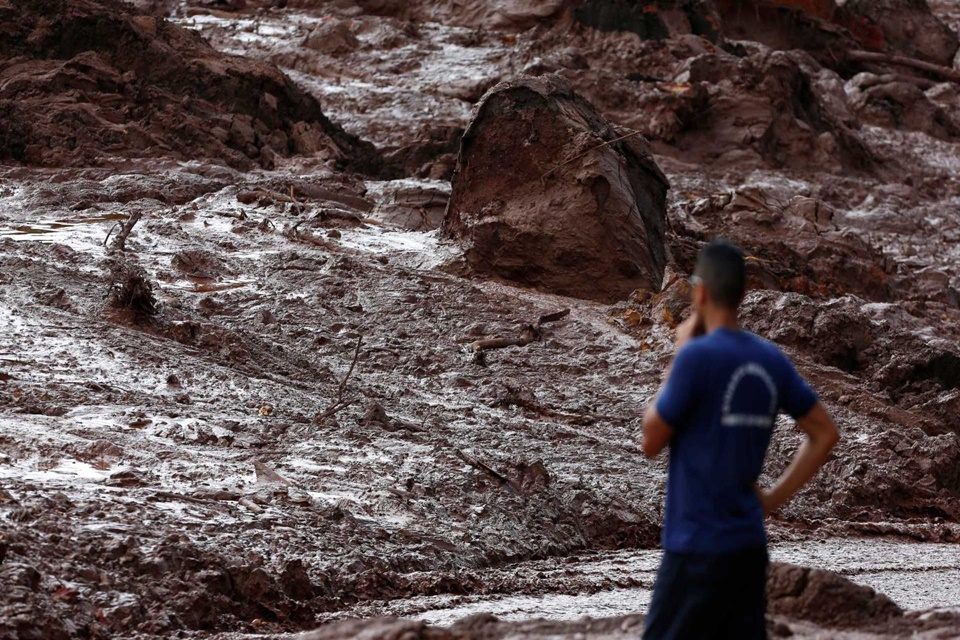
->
<box><xmin>254</xmin><ymin>461</ymin><xmax>292</xmax><ymax>486</ymax></box>
<box><xmin>846</xmin><ymin>50</ymin><xmax>960</xmax><ymax>84</ymax></box>
<box><xmin>105</xmin><ymin>211</ymin><xmax>143</xmax><ymax>254</ymax></box>
<box><xmin>360</xmin><ymin>401</ymin><xmax>425</xmax><ymax>433</ymax></box>
<box><xmin>470</xmin><ymin>308</ymin><xmax>570</xmax><ymax>352</ymax></box>
<box><xmin>315</xmin><ymin>336</ymin><xmax>363</xmax><ymax>422</ymax></box>
<box><xmin>109</xmin><ymin>271</ymin><xmax>159</xmax><ymax>320</ymax></box>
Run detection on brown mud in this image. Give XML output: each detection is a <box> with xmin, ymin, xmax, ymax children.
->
<box><xmin>0</xmin><ymin>0</ymin><xmax>385</xmax><ymax>174</ymax></box>
<box><xmin>443</xmin><ymin>74</ymin><xmax>669</xmax><ymax>303</ymax></box>
<box><xmin>2</xmin><ymin>0</ymin><xmax>960</xmax><ymax>639</ymax></box>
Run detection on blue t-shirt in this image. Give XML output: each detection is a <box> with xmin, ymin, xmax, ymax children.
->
<box><xmin>655</xmin><ymin>328</ymin><xmax>817</xmax><ymax>554</ymax></box>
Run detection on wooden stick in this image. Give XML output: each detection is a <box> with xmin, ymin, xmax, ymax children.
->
<box><xmin>470</xmin><ymin>308</ymin><xmax>570</xmax><ymax>352</ymax></box>
<box><xmin>110</xmin><ymin>211</ymin><xmax>143</xmax><ymax>253</ymax></box>
<box><xmin>471</xmin><ymin>325</ymin><xmax>540</xmax><ymax>352</ymax></box>
<box><xmin>317</xmin><ymin>336</ymin><xmax>363</xmax><ymax>420</ymax></box>
<box><xmin>848</xmin><ymin>50</ymin><xmax>960</xmax><ymax>83</ymax></box>
<box><xmin>455</xmin><ymin>449</ymin><xmax>518</xmax><ymax>494</ymax></box>
<box><xmin>538</xmin><ymin>308</ymin><xmax>571</xmax><ymax>325</ymax></box>
<box><xmin>103</xmin><ymin>222</ymin><xmax>118</xmax><ymax>247</ymax></box>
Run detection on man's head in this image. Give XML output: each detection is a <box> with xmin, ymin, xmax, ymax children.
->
<box><xmin>691</xmin><ymin>239</ymin><xmax>746</xmax><ymax>312</ymax></box>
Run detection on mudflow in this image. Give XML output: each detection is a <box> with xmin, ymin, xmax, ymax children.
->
<box><xmin>1</xmin><ymin>0</ymin><xmax>960</xmax><ymax>638</ymax></box>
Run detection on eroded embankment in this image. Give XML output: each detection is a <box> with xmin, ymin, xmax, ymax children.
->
<box><xmin>2</xmin><ymin>0</ymin><xmax>960</xmax><ymax>638</ymax></box>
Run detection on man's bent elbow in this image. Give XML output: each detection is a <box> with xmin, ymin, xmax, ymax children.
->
<box><xmin>640</xmin><ymin>408</ymin><xmax>672</xmax><ymax>459</ymax></box>
<box><xmin>820</xmin><ymin>411</ymin><xmax>841</xmax><ymax>451</ymax></box>
<box><xmin>641</xmin><ymin>437</ymin><xmax>660</xmax><ymax>459</ymax></box>
<box><xmin>825</xmin><ymin>423</ymin><xmax>841</xmax><ymax>450</ymax></box>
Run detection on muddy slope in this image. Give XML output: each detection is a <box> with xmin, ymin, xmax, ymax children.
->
<box><xmin>0</xmin><ymin>0</ymin><xmax>384</xmax><ymax>173</ymax></box>
<box><xmin>1</xmin><ymin>0</ymin><xmax>960</xmax><ymax>638</ymax></box>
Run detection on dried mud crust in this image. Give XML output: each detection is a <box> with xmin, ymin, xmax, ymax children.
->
<box><xmin>0</xmin><ymin>167</ymin><xmax>668</xmax><ymax>637</ymax></box>
<box><xmin>0</xmin><ymin>0</ymin><xmax>385</xmax><ymax>173</ymax></box>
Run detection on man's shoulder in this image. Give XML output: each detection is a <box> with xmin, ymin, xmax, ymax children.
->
<box><xmin>694</xmin><ymin>330</ymin><xmax>789</xmax><ymax>364</ymax></box>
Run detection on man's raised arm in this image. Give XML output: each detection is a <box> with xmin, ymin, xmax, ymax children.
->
<box><xmin>640</xmin><ymin>315</ymin><xmax>703</xmax><ymax>459</ymax></box>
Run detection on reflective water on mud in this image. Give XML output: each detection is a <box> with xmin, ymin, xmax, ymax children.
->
<box><xmin>413</xmin><ymin>541</ymin><xmax>960</xmax><ymax>625</ymax></box>
<box><xmin>0</xmin><ymin>212</ymin><xmax>128</xmax><ymax>242</ymax></box>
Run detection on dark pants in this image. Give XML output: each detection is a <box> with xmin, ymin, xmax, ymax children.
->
<box><xmin>643</xmin><ymin>547</ymin><xmax>769</xmax><ymax>640</ymax></box>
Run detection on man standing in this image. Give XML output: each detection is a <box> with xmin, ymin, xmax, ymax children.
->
<box><xmin>641</xmin><ymin>239</ymin><xmax>840</xmax><ymax>639</ymax></box>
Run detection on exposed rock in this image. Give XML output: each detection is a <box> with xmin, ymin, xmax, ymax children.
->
<box><xmin>303</xmin><ymin>18</ymin><xmax>361</xmax><ymax>56</ymax></box>
<box><xmin>767</xmin><ymin>562</ymin><xmax>903</xmax><ymax>627</ymax></box>
<box><xmin>671</xmin><ymin>48</ymin><xmax>878</xmax><ymax>171</ymax></box>
<box><xmin>845</xmin><ymin>74</ymin><xmax>960</xmax><ymax>140</ymax></box>
<box><xmin>443</xmin><ymin>74</ymin><xmax>669</xmax><ymax>303</ymax></box>
<box><xmin>677</xmin><ymin>185</ymin><xmax>893</xmax><ymax>301</ymax></box>
<box><xmin>837</xmin><ymin>0</ymin><xmax>960</xmax><ymax>67</ymax></box>
<box><xmin>0</xmin><ymin>0</ymin><xmax>383</xmax><ymax>172</ymax></box>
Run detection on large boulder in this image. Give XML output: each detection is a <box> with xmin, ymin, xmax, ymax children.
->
<box><xmin>442</xmin><ymin>75</ymin><xmax>669</xmax><ymax>303</ymax></box>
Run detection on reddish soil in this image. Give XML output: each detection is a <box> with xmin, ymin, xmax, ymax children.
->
<box><xmin>1</xmin><ymin>0</ymin><xmax>960</xmax><ymax>639</ymax></box>
<box><xmin>0</xmin><ymin>0</ymin><xmax>385</xmax><ymax>173</ymax></box>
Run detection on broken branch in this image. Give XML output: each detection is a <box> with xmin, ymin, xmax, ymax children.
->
<box><xmin>471</xmin><ymin>325</ymin><xmax>540</xmax><ymax>352</ymax></box>
<box><xmin>455</xmin><ymin>449</ymin><xmax>518</xmax><ymax>494</ymax></box>
<box><xmin>317</xmin><ymin>336</ymin><xmax>363</xmax><ymax>421</ymax></box>
<box><xmin>848</xmin><ymin>50</ymin><xmax>960</xmax><ymax>84</ymax></box>
<box><xmin>542</xmin><ymin>130</ymin><xmax>645</xmax><ymax>182</ymax></box>
<box><xmin>109</xmin><ymin>211</ymin><xmax>143</xmax><ymax>253</ymax></box>
<box><xmin>470</xmin><ymin>308</ymin><xmax>570</xmax><ymax>352</ymax></box>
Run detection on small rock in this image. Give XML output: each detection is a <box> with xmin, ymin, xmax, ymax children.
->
<box><xmin>360</xmin><ymin>402</ymin><xmax>392</xmax><ymax>430</ymax></box>
<box><xmin>254</xmin><ymin>461</ymin><xmax>291</xmax><ymax>485</ymax></box>
<box><xmin>302</xmin><ymin>19</ymin><xmax>359</xmax><ymax>55</ymax></box>
<box><xmin>106</xmin><ymin>470</ymin><xmax>146</xmax><ymax>487</ymax></box>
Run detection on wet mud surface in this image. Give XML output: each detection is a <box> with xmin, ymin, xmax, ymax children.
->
<box><xmin>2</xmin><ymin>0</ymin><xmax>960</xmax><ymax>638</ymax></box>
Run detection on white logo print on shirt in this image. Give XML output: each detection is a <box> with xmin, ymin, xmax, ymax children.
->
<box><xmin>720</xmin><ymin>362</ymin><xmax>778</xmax><ymax>428</ymax></box>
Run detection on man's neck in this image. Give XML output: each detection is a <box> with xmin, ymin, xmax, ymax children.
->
<box><xmin>703</xmin><ymin>308</ymin><xmax>739</xmax><ymax>334</ymax></box>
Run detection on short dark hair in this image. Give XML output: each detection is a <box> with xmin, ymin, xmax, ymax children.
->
<box><xmin>694</xmin><ymin>239</ymin><xmax>746</xmax><ymax>309</ymax></box>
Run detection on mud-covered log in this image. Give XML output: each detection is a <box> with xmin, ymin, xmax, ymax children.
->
<box><xmin>847</xmin><ymin>51</ymin><xmax>960</xmax><ymax>84</ymax></box>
